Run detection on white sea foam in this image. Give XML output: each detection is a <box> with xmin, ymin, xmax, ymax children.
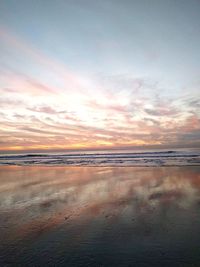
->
<box><xmin>0</xmin><ymin>149</ymin><xmax>200</xmax><ymax>166</ymax></box>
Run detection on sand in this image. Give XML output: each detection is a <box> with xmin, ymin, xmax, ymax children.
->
<box><xmin>0</xmin><ymin>166</ymin><xmax>200</xmax><ymax>266</ymax></box>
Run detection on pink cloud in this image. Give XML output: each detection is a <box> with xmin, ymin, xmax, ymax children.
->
<box><xmin>0</xmin><ymin>26</ymin><xmax>86</xmax><ymax>93</ymax></box>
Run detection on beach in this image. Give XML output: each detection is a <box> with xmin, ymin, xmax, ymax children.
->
<box><xmin>1</xmin><ymin>165</ymin><xmax>200</xmax><ymax>266</ymax></box>
<box><xmin>1</xmin><ymin>0</ymin><xmax>200</xmax><ymax>266</ymax></box>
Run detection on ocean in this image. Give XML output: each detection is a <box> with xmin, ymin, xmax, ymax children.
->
<box><xmin>1</xmin><ymin>148</ymin><xmax>200</xmax><ymax>166</ymax></box>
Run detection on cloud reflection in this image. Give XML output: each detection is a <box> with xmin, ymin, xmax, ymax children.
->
<box><xmin>0</xmin><ymin>166</ymin><xmax>199</xmax><ymax>242</ymax></box>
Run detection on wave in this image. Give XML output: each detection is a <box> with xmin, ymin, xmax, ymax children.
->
<box><xmin>0</xmin><ymin>149</ymin><xmax>200</xmax><ymax>166</ymax></box>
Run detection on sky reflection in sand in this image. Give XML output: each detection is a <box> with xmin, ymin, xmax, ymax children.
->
<box><xmin>0</xmin><ymin>166</ymin><xmax>200</xmax><ymax>266</ymax></box>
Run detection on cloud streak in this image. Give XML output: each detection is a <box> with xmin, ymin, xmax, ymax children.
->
<box><xmin>0</xmin><ymin>27</ymin><xmax>200</xmax><ymax>152</ymax></box>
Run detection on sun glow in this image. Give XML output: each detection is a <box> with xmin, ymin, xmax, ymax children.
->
<box><xmin>0</xmin><ymin>2</ymin><xmax>200</xmax><ymax>153</ymax></box>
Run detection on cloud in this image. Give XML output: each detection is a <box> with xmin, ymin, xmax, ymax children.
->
<box><xmin>0</xmin><ymin>28</ymin><xmax>200</xmax><ymax>151</ymax></box>
<box><xmin>188</xmin><ymin>99</ymin><xmax>200</xmax><ymax>108</ymax></box>
<box><xmin>28</xmin><ymin>106</ymin><xmax>61</xmax><ymax>114</ymax></box>
<box><xmin>144</xmin><ymin>107</ymin><xmax>178</xmax><ymax>117</ymax></box>
<box><xmin>0</xmin><ymin>26</ymin><xmax>88</xmax><ymax>95</ymax></box>
<box><xmin>0</xmin><ymin>97</ymin><xmax>24</xmax><ymax>107</ymax></box>
<box><xmin>0</xmin><ymin>70</ymin><xmax>57</xmax><ymax>95</ymax></box>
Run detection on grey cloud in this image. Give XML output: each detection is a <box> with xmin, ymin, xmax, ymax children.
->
<box><xmin>28</xmin><ymin>106</ymin><xmax>66</xmax><ymax>114</ymax></box>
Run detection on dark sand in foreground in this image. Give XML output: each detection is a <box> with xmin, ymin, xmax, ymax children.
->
<box><xmin>0</xmin><ymin>166</ymin><xmax>200</xmax><ymax>266</ymax></box>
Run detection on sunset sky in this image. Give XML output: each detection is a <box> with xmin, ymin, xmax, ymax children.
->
<box><xmin>0</xmin><ymin>0</ymin><xmax>200</xmax><ymax>152</ymax></box>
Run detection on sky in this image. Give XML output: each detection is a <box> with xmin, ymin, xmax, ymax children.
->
<box><xmin>0</xmin><ymin>0</ymin><xmax>200</xmax><ymax>152</ymax></box>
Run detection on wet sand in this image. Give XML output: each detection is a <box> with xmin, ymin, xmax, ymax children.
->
<box><xmin>0</xmin><ymin>166</ymin><xmax>200</xmax><ymax>266</ymax></box>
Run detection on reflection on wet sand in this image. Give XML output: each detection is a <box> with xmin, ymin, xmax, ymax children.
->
<box><xmin>0</xmin><ymin>166</ymin><xmax>200</xmax><ymax>266</ymax></box>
